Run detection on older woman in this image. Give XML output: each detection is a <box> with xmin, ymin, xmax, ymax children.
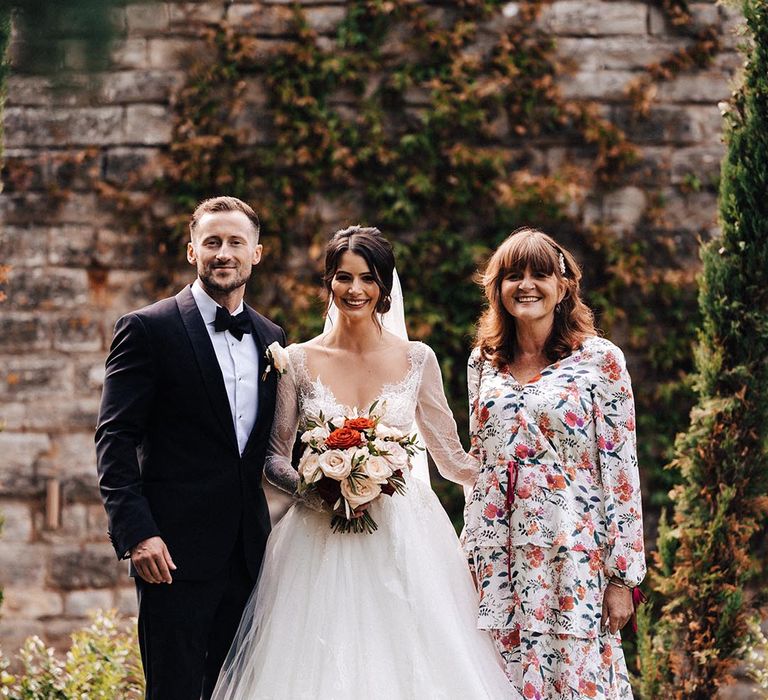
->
<box><xmin>464</xmin><ymin>227</ymin><xmax>646</xmax><ymax>699</ymax></box>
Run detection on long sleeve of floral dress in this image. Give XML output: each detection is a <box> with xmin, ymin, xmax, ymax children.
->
<box><xmin>264</xmin><ymin>347</ymin><xmax>301</xmax><ymax>496</ymax></box>
<box><xmin>592</xmin><ymin>344</ymin><xmax>646</xmax><ymax>587</ymax></box>
<box><xmin>414</xmin><ymin>346</ymin><xmax>480</xmax><ymax>487</ymax></box>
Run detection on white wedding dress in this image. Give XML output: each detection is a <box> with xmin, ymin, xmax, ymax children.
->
<box><xmin>212</xmin><ymin>342</ymin><xmax>516</xmax><ymax>700</ymax></box>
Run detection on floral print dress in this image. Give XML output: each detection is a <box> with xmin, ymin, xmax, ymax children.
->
<box><xmin>463</xmin><ymin>336</ymin><xmax>645</xmax><ymax>699</ymax></box>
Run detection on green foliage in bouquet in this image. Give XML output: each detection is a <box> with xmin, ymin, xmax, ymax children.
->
<box><xmin>637</xmin><ymin>1</ymin><xmax>768</xmax><ymax>696</ymax></box>
<box><xmin>0</xmin><ymin>610</ymin><xmax>143</xmax><ymax>699</ymax></box>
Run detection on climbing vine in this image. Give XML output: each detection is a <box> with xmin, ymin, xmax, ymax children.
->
<box><xmin>2</xmin><ymin>1</ymin><xmax>734</xmax><ymax>543</ymax></box>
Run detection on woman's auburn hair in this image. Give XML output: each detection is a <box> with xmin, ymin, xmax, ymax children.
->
<box><xmin>475</xmin><ymin>227</ymin><xmax>597</xmax><ymax>369</ymax></box>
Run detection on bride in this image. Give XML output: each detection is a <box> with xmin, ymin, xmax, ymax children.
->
<box><xmin>212</xmin><ymin>226</ymin><xmax>515</xmax><ymax>699</ymax></box>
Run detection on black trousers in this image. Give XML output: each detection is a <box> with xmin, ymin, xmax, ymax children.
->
<box><xmin>135</xmin><ymin>538</ymin><xmax>256</xmax><ymax>700</ymax></box>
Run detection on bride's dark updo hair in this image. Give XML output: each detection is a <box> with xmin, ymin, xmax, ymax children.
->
<box><xmin>323</xmin><ymin>225</ymin><xmax>395</xmax><ymax>315</ymax></box>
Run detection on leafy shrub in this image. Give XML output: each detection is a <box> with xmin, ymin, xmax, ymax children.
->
<box><xmin>0</xmin><ymin>610</ymin><xmax>143</xmax><ymax>700</ymax></box>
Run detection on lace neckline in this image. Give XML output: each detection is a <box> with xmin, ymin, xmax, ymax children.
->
<box><xmin>292</xmin><ymin>342</ymin><xmax>422</xmax><ymax>415</ymax></box>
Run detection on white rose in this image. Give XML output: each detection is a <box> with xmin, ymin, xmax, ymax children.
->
<box><xmin>341</xmin><ymin>476</ymin><xmax>382</xmax><ymax>510</ymax></box>
<box><xmin>364</xmin><ymin>455</ymin><xmax>394</xmax><ymax>483</ymax></box>
<box><xmin>375</xmin><ymin>423</ymin><xmax>402</xmax><ymax>440</ymax></box>
<box><xmin>267</xmin><ymin>341</ymin><xmax>289</xmax><ymax>375</ymax></box>
<box><xmin>318</xmin><ymin>450</ymin><xmax>352</xmax><ymax>480</ymax></box>
<box><xmin>299</xmin><ymin>451</ymin><xmax>322</xmax><ymax>483</ymax></box>
<box><xmin>301</xmin><ymin>425</ymin><xmax>330</xmax><ymax>444</ymax></box>
<box><xmin>328</xmin><ymin>415</ymin><xmax>346</xmax><ymax>430</ymax></box>
<box><xmin>382</xmin><ymin>441</ymin><xmax>409</xmax><ymax>469</ymax></box>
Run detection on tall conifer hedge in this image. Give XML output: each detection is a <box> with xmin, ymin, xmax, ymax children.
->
<box><xmin>637</xmin><ymin>1</ymin><xmax>768</xmax><ymax>697</ymax></box>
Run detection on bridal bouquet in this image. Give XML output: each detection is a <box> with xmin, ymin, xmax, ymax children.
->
<box><xmin>297</xmin><ymin>402</ymin><xmax>421</xmax><ymax>533</ymax></box>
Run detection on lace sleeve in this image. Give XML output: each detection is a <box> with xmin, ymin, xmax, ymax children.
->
<box><xmin>264</xmin><ymin>349</ymin><xmax>300</xmax><ymax>496</ymax></box>
<box><xmin>414</xmin><ymin>345</ymin><xmax>480</xmax><ymax>487</ymax></box>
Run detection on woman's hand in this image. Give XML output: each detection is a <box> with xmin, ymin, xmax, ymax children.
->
<box><xmin>349</xmin><ymin>502</ymin><xmax>371</xmax><ymax>520</ymax></box>
<box><xmin>601</xmin><ymin>581</ymin><xmax>634</xmax><ymax>634</ymax></box>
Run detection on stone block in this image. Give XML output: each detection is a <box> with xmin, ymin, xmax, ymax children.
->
<box><xmin>304</xmin><ymin>6</ymin><xmax>346</xmax><ymax>34</ymax></box>
<box><xmin>0</xmin><ymin>543</ymin><xmax>48</xmax><ymax>587</ymax></box>
<box><xmin>2</xmin><ymin>107</ymin><xmax>125</xmax><ymax>148</ymax></box>
<box><xmin>5</xmin><ymin>267</ymin><xmax>90</xmax><ymax>311</ymax></box>
<box><xmin>3</xmin><ymin>396</ymin><xmax>101</xmax><ymax>433</ymax></box>
<box><xmin>719</xmin><ymin>5</ymin><xmax>746</xmax><ymax>51</ymax></box>
<box><xmin>55</xmin><ymin>503</ymin><xmax>90</xmax><ymax>539</ymax></box>
<box><xmin>95</xmin><ymin>226</ymin><xmax>153</xmax><ymax>270</ymax></box>
<box><xmin>670</xmin><ymin>145</ymin><xmax>724</xmax><ymax>187</ymax></box>
<box><xmin>116</xmin><ymin>586</ymin><xmax>139</xmax><ymax>615</ymax></box>
<box><xmin>147</xmin><ymin>37</ymin><xmax>206</xmax><ymax>69</ymax></box>
<box><xmin>53</xmin><ymin>315</ymin><xmax>103</xmax><ymax>353</ymax></box>
<box><xmin>556</xmin><ymin>37</ymin><xmax>685</xmax><ymax>72</ymax></box>
<box><xmin>110</xmin><ymin>38</ymin><xmax>149</xmax><ymax>70</ymax></box>
<box><xmin>612</xmin><ymin>105</ymin><xmax>706</xmax><ymax>145</ymax></box>
<box><xmin>103</xmin><ymin>147</ymin><xmax>165</xmax><ymax>187</ymax></box>
<box><xmin>47</xmin><ymin>225</ymin><xmax>97</xmax><ymax>266</ymax></box>
<box><xmin>0</xmin><ymin>225</ymin><xmax>49</xmax><ymax>266</ymax></box>
<box><xmin>48</xmin><ymin>545</ymin><xmax>121</xmax><ymax>590</ymax></box>
<box><xmin>64</xmin><ymin>589</ymin><xmax>115</xmax><ymax>617</ymax></box>
<box><xmin>658</xmin><ymin>188</ymin><xmax>718</xmax><ymax>232</ymax></box>
<box><xmin>99</xmin><ymin>70</ymin><xmax>181</xmax><ymax>104</ymax></box>
<box><xmin>0</xmin><ymin>193</ymin><xmax>110</xmax><ymax>227</ymax></box>
<box><xmin>52</xmin><ymin>433</ymin><xmax>100</xmax><ymax>500</ymax></box>
<box><xmin>87</xmin><ymin>505</ymin><xmax>110</xmax><ymax>542</ymax></box>
<box><xmin>537</xmin><ymin>1</ymin><xmax>647</xmax><ymax>36</ymax></box>
<box><xmin>1</xmin><ymin>356</ymin><xmax>72</xmax><ymax>399</ymax></box>
<box><xmin>169</xmin><ymin>2</ymin><xmax>225</xmax><ymax>27</ymax></box>
<box><xmin>126</xmin><ymin>2</ymin><xmax>170</xmax><ymax>35</ymax></box>
<box><xmin>602</xmin><ymin>186</ymin><xmax>648</xmax><ymax>236</ymax></box>
<box><xmin>0</xmin><ymin>618</ymin><xmax>45</xmax><ymax>660</ymax></box>
<box><xmin>558</xmin><ymin>70</ymin><xmax>636</xmax><ymax>101</ymax></box>
<box><xmin>5</xmin><ymin>75</ymin><xmax>53</xmax><ymax>106</ymax></box>
<box><xmin>124</xmin><ymin>105</ymin><xmax>173</xmax><ymax>145</ymax></box>
<box><xmin>2</xmin><ymin>587</ymin><xmax>64</xmax><ymax>618</ymax></box>
<box><xmin>655</xmin><ymin>71</ymin><xmax>734</xmax><ymax>103</ymax></box>
<box><xmin>75</xmin><ymin>357</ymin><xmax>107</xmax><ymax>391</ymax></box>
<box><xmin>0</xmin><ymin>500</ymin><xmax>35</xmax><ymax>541</ymax></box>
<box><xmin>649</xmin><ymin>3</ymin><xmax>720</xmax><ymax>36</ymax></box>
<box><xmin>226</xmin><ymin>4</ymin><xmax>296</xmax><ymax>35</ymax></box>
<box><xmin>0</xmin><ymin>314</ymin><xmax>51</xmax><ymax>352</ymax></box>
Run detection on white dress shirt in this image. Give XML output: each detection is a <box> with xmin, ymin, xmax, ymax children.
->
<box><xmin>191</xmin><ymin>280</ymin><xmax>260</xmax><ymax>455</ymax></box>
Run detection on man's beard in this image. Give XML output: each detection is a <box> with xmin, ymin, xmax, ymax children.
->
<box><xmin>198</xmin><ymin>265</ymin><xmax>249</xmax><ymax>294</ymax></box>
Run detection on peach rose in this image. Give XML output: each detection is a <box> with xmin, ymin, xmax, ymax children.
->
<box><xmin>318</xmin><ymin>450</ymin><xmax>352</xmax><ymax>480</ymax></box>
<box><xmin>340</xmin><ymin>476</ymin><xmax>381</xmax><ymax>510</ymax></box>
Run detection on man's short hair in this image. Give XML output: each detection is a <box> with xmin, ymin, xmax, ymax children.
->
<box><xmin>189</xmin><ymin>196</ymin><xmax>260</xmax><ymax>241</ymax></box>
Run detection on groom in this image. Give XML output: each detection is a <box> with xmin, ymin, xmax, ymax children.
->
<box><xmin>96</xmin><ymin>196</ymin><xmax>286</xmax><ymax>699</ymax></box>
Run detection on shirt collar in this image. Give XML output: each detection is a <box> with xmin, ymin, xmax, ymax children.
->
<box><xmin>191</xmin><ymin>279</ymin><xmax>245</xmax><ymax>327</ymax></box>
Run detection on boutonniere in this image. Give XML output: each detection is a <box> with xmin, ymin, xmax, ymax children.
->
<box><xmin>262</xmin><ymin>341</ymin><xmax>289</xmax><ymax>381</ymax></box>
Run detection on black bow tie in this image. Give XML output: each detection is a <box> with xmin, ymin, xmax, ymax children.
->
<box><xmin>213</xmin><ymin>306</ymin><xmax>252</xmax><ymax>341</ymax></box>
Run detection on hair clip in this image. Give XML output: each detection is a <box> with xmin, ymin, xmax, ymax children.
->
<box><xmin>559</xmin><ymin>252</ymin><xmax>566</xmax><ymax>276</ymax></box>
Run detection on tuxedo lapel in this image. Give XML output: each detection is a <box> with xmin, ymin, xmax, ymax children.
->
<box><xmin>175</xmin><ymin>286</ymin><xmax>238</xmax><ymax>450</ymax></box>
<box><xmin>243</xmin><ymin>305</ymin><xmax>276</xmax><ymax>454</ymax></box>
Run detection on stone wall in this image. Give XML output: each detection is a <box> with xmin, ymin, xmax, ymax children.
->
<box><xmin>0</xmin><ymin>0</ymin><xmax>745</xmax><ymax>656</ymax></box>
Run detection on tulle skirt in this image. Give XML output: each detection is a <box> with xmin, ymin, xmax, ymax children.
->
<box><xmin>212</xmin><ymin>477</ymin><xmax>515</xmax><ymax>699</ymax></box>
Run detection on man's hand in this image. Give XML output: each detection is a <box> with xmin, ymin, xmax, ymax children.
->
<box><xmin>601</xmin><ymin>581</ymin><xmax>633</xmax><ymax>635</ymax></box>
<box><xmin>130</xmin><ymin>536</ymin><xmax>177</xmax><ymax>584</ymax></box>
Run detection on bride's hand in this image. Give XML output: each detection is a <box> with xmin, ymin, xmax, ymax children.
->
<box><xmin>350</xmin><ymin>503</ymin><xmax>371</xmax><ymax>520</ymax></box>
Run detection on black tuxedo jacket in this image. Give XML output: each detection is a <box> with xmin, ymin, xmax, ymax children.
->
<box><xmin>95</xmin><ymin>285</ymin><xmax>286</xmax><ymax>580</ymax></box>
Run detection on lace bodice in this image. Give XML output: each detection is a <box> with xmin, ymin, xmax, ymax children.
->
<box><xmin>264</xmin><ymin>342</ymin><xmax>479</xmax><ymax>497</ymax></box>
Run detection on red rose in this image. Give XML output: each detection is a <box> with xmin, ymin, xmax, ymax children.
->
<box><xmin>315</xmin><ymin>476</ymin><xmax>342</xmax><ymax>505</ymax></box>
<box><xmin>380</xmin><ymin>482</ymin><xmax>396</xmax><ymax>496</ymax></box>
<box><xmin>325</xmin><ymin>427</ymin><xmax>363</xmax><ymax>449</ymax></box>
<box><xmin>344</xmin><ymin>417</ymin><xmax>375</xmax><ymax>431</ymax></box>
